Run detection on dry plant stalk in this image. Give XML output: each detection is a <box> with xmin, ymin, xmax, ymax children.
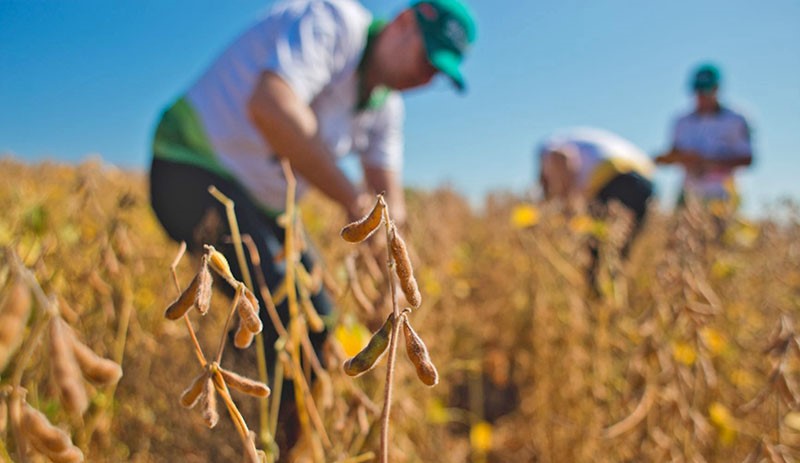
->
<box><xmin>165</xmin><ymin>244</ymin><xmax>269</xmax><ymax>461</ymax></box>
<box><xmin>339</xmin><ymin>193</ymin><xmax>435</xmax><ymax>463</ymax></box>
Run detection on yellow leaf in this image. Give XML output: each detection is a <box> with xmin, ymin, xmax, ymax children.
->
<box><xmin>569</xmin><ymin>215</ymin><xmax>594</xmax><ymax>234</ymax></box>
<box><xmin>426</xmin><ymin>398</ymin><xmax>450</xmax><ymax>424</ymax></box>
<box><xmin>420</xmin><ymin>267</ymin><xmax>442</xmax><ymax>299</ymax></box>
<box><xmin>709</xmin><ymin>402</ymin><xmax>733</xmax><ymax>427</ymax></box>
<box><xmin>730</xmin><ymin>368</ymin><xmax>756</xmax><ymax>389</ymax></box>
<box><xmin>334</xmin><ymin>319</ymin><xmax>371</xmax><ymax>358</ymax></box>
<box><xmin>672</xmin><ymin>341</ymin><xmax>696</xmax><ymax>366</ymax></box>
<box><xmin>453</xmin><ymin>279</ymin><xmax>471</xmax><ymax>300</ymax></box>
<box><xmin>699</xmin><ymin>327</ymin><xmax>727</xmax><ymax>356</ymax></box>
<box><xmin>470</xmin><ymin>421</ymin><xmax>493</xmax><ymax>453</ymax></box>
<box><xmin>709</xmin><ymin>402</ymin><xmax>737</xmax><ymax>445</ymax></box>
<box><xmin>710</xmin><ymin>259</ymin><xmax>735</xmax><ymax>280</ymax></box>
<box><xmin>784</xmin><ymin>412</ymin><xmax>800</xmax><ymax>432</ymax></box>
<box><xmin>510</xmin><ymin>204</ymin><xmax>540</xmax><ymax>229</ymax></box>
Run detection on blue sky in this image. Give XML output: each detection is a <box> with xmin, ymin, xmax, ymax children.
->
<box><xmin>1</xmin><ymin>0</ymin><xmax>798</xmax><ymax>216</ymax></box>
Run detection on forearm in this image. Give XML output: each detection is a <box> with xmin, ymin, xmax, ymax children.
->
<box><xmin>668</xmin><ymin>148</ymin><xmax>752</xmax><ymax>170</ymax></box>
<box><xmin>249</xmin><ymin>72</ymin><xmax>360</xmax><ymax>214</ymax></box>
<box><xmin>706</xmin><ymin>154</ymin><xmax>752</xmax><ymax>169</ymax></box>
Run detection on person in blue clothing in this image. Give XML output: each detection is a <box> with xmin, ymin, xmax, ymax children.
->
<box><xmin>656</xmin><ymin>63</ymin><xmax>754</xmax><ymax>207</ymax></box>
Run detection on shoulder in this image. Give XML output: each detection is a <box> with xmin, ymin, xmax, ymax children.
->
<box><xmin>262</xmin><ymin>0</ymin><xmax>371</xmax><ymax>45</ymax></box>
<box><xmin>672</xmin><ymin>109</ymin><xmax>695</xmax><ymax>127</ymax></box>
<box><xmin>719</xmin><ymin>106</ymin><xmax>752</xmax><ymax>126</ymax></box>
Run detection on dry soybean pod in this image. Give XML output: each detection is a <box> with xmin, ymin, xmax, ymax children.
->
<box><xmin>341</xmin><ymin>195</ymin><xmax>385</xmax><ymax>243</ymax></box>
<box><xmin>219</xmin><ymin>367</ymin><xmax>271</xmax><ymax>398</ymax></box>
<box><xmin>200</xmin><ymin>376</ymin><xmax>219</xmax><ymax>428</ymax></box>
<box><xmin>164</xmin><ymin>270</ymin><xmax>201</xmax><ymax>320</ymax></box>
<box><xmin>27</xmin><ymin>438</ymin><xmax>84</xmax><ymax>463</ymax></box>
<box><xmin>236</xmin><ymin>286</ymin><xmax>262</xmax><ymax>334</ymax></box>
<box><xmin>401</xmin><ymin>315</ymin><xmax>438</xmax><ymax>386</ymax></box>
<box><xmin>194</xmin><ymin>257</ymin><xmax>213</xmax><ymax>315</ymax></box>
<box><xmin>180</xmin><ymin>370</ymin><xmax>209</xmax><ymax>409</ymax></box>
<box><xmin>390</xmin><ymin>226</ymin><xmax>421</xmax><ymax>308</ymax></box>
<box><xmin>49</xmin><ymin>317</ymin><xmax>88</xmax><ymax>416</ymax></box>
<box><xmin>205</xmin><ymin>245</ymin><xmax>235</xmax><ymax>282</ymax></box>
<box><xmin>68</xmin><ymin>332</ymin><xmax>122</xmax><ymax>385</ymax></box>
<box><xmin>22</xmin><ymin>404</ymin><xmax>85</xmax><ymax>463</ymax></box>
<box><xmin>0</xmin><ymin>276</ymin><xmax>32</xmax><ymax>371</ymax></box>
<box><xmin>343</xmin><ymin>313</ymin><xmax>394</xmax><ymax>377</ymax></box>
<box><xmin>234</xmin><ymin>319</ymin><xmax>255</xmax><ymax>349</ymax></box>
<box><xmin>20</xmin><ymin>402</ymin><xmax>71</xmax><ymax>454</ymax></box>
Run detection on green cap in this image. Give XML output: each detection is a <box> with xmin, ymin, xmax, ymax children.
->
<box><xmin>412</xmin><ymin>0</ymin><xmax>477</xmax><ymax>92</ymax></box>
<box><xmin>691</xmin><ymin>63</ymin><xmax>721</xmax><ymax>92</ymax></box>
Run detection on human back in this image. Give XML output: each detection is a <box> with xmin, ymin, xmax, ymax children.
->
<box><xmin>171</xmin><ymin>0</ymin><xmax>402</xmax><ymax>212</ymax></box>
<box><xmin>539</xmin><ymin>127</ymin><xmax>654</xmax><ymax>198</ymax></box>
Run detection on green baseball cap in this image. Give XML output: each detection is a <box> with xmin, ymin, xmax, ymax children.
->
<box><xmin>691</xmin><ymin>63</ymin><xmax>721</xmax><ymax>92</ymax></box>
<box><xmin>412</xmin><ymin>0</ymin><xmax>477</xmax><ymax>92</ymax></box>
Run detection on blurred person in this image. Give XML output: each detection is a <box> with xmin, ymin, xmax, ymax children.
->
<box><xmin>656</xmin><ymin>63</ymin><xmax>754</xmax><ymax>207</ymax></box>
<box><xmin>148</xmin><ymin>0</ymin><xmax>476</xmax><ymax>454</ymax></box>
<box><xmin>537</xmin><ymin>127</ymin><xmax>655</xmax><ymax>289</ymax></box>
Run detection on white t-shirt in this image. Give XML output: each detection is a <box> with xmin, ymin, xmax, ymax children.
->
<box><xmin>184</xmin><ymin>0</ymin><xmax>404</xmax><ymax>211</ymax></box>
<box><xmin>671</xmin><ymin>106</ymin><xmax>752</xmax><ymax>199</ymax></box>
<box><xmin>538</xmin><ymin>127</ymin><xmax>654</xmax><ymax>196</ymax></box>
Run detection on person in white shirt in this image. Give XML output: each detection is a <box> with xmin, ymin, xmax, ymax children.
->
<box><xmin>537</xmin><ymin>128</ymin><xmax>655</xmax><ymax>290</ymax></box>
<box><xmin>148</xmin><ymin>0</ymin><xmax>476</xmax><ymax>453</ymax></box>
<box><xmin>656</xmin><ymin>63</ymin><xmax>754</xmax><ymax>205</ymax></box>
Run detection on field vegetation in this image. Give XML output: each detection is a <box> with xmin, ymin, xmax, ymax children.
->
<box><xmin>1</xmin><ymin>158</ymin><xmax>799</xmax><ymax>462</ymax></box>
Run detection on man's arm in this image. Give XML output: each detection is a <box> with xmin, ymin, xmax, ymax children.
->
<box><xmin>707</xmin><ymin>117</ymin><xmax>754</xmax><ymax>169</ymax></box>
<box><xmin>541</xmin><ymin>150</ymin><xmax>576</xmax><ymax>200</ymax></box>
<box><xmin>659</xmin><ymin>117</ymin><xmax>753</xmax><ymax>170</ymax></box>
<box><xmin>248</xmin><ymin>71</ymin><xmax>362</xmax><ymax>218</ymax></box>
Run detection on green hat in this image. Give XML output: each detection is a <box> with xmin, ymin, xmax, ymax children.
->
<box><xmin>691</xmin><ymin>63</ymin><xmax>721</xmax><ymax>92</ymax></box>
<box><xmin>412</xmin><ymin>0</ymin><xmax>477</xmax><ymax>92</ymax></box>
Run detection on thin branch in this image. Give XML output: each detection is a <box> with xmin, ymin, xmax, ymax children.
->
<box><xmin>379</xmin><ymin>208</ymin><xmax>402</xmax><ymax>463</ymax></box>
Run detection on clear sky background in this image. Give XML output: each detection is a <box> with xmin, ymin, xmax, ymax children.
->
<box><xmin>1</xmin><ymin>0</ymin><xmax>798</xmax><ymax>216</ymax></box>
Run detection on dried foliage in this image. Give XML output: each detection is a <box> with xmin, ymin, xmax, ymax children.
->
<box><xmin>1</xmin><ymin>158</ymin><xmax>799</xmax><ymax>462</ymax></box>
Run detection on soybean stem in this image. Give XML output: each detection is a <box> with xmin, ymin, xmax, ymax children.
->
<box><xmin>209</xmin><ymin>187</ymin><xmax>271</xmax><ymax>449</ymax></box>
<box><xmin>379</xmin><ymin>205</ymin><xmax>402</xmax><ymax>463</ymax></box>
<box><xmin>169</xmin><ymin>242</ymin><xmax>207</xmax><ymax>367</ymax></box>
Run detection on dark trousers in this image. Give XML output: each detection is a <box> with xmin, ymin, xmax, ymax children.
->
<box><xmin>150</xmin><ymin>158</ymin><xmax>332</xmax><ymax>379</ymax></box>
<box><xmin>587</xmin><ymin>171</ymin><xmax>653</xmax><ymax>288</ymax></box>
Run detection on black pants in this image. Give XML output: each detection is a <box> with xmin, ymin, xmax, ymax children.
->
<box><xmin>149</xmin><ymin>158</ymin><xmax>333</xmax><ymax>374</ymax></box>
<box><xmin>587</xmin><ymin>171</ymin><xmax>653</xmax><ymax>288</ymax></box>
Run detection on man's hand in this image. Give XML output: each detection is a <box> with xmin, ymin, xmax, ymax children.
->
<box><xmin>656</xmin><ymin>149</ymin><xmax>706</xmax><ymax>171</ymax></box>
